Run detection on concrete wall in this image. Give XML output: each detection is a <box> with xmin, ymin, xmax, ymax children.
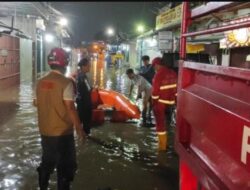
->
<box><xmin>0</xmin><ymin>16</ymin><xmax>36</xmax><ymax>41</ymax></box>
<box><xmin>15</xmin><ymin>17</ymin><xmax>36</xmax><ymax>40</ymax></box>
<box><xmin>20</xmin><ymin>38</ymin><xmax>32</xmax><ymax>82</ymax></box>
<box><xmin>128</xmin><ymin>40</ymin><xmax>137</xmax><ymax>69</ymax></box>
<box><xmin>0</xmin><ymin>35</ymin><xmax>20</xmax><ymax>90</ymax></box>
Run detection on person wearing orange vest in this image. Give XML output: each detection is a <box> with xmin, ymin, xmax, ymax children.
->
<box><xmin>151</xmin><ymin>57</ymin><xmax>177</xmax><ymax>151</ymax></box>
<box><xmin>34</xmin><ymin>48</ymin><xmax>85</xmax><ymax>190</ymax></box>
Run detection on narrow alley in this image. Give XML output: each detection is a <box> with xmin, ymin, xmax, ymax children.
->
<box><xmin>1</xmin><ymin>2</ymin><xmax>250</xmax><ymax>190</ymax></box>
<box><xmin>0</xmin><ymin>58</ymin><xmax>179</xmax><ymax>190</ymax></box>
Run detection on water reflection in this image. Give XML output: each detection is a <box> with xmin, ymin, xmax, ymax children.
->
<box><xmin>0</xmin><ymin>58</ymin><xmax>178</xmax><ymax>190</ymax></box>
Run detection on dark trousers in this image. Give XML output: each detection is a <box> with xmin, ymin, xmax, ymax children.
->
<box><xmin>37</xmin><ymin>134</ymin><xmax>77</xmax><ymax>190</ymax></box>
<box><xmin>76</xmin><ymin>101</ymin><xmax>92</xmax><ymax>135</ymax></box>
<box><xmin>142</xmin><ymin>97</ymin><xmax>153</xmax><ymax>123</ymax></box>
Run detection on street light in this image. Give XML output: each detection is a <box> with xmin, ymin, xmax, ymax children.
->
<box><xmin>59</xmin><ymin>18</ymin><xmax>68</xmax><ymax>26</ymax></box>
<box><xmin>137</xmin><ymin>24</ymin><xmax>145</xmax><ymax>33</ymax></box>
<box><xmin>106</xmin><ymin>27</ymin><xmax>115</xmax><ymax>36</ymax></box>
<box><xmin>45</xmin><ymin>33</ymin><xmax>54</xmax><ymax>43</ymax></box>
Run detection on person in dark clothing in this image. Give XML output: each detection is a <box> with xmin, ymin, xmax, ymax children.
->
<box><xmin>38</xmin><ymin>135</ymin><xmax>77</xmax><ymax>190</ymax></box>
<box><xmin>139</xmin><ymin>55</ymin><xmax>155</xmax><ymax>84</ymax></box>
<box><xmin>76</xmin><ymin>58</ymin><xmax>93</xmax><ymax>135</ymax></box>
<box><xmin>34</xmin><ymin>48</ymin><xmax>84</xmax><ymax>190</ymax></box>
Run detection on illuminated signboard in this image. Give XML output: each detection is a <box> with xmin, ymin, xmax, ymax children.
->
<box><xmin>220</xmin><ymin>17</ymin><xmax>250</xmax><ymax>48</ymax></box>
<box><xmin>155</xmin><ymin>4</ymin><xmax>182</xmax><ymax>31</ymax></box>
<box><xmin>225</xmin><ymin>27</ymin><xmax>250</xmax><ymax>47</ymax></box>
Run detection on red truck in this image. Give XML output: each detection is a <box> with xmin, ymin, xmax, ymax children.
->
<box><xmin>176</xmin><ymin>2</ymin><xmax>250</xmax><ymax>190</ymax></box>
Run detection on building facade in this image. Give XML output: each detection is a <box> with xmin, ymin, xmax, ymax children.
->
<box><xmin>0</xmin><ymin>2</ymin><xmax>72</xmax><ymax>90</ymax></box>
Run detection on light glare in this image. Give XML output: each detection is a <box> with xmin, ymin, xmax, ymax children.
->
<box><xmin>107</xmin><ymin>28</ymin><xmax>114</xmax><ymax>36</ymax></box>
<box><xmin>45</xmin><ymin>34</ymin><xmax>54</xmax><ymax>43</ymax></box>
<box><xmin>59</xmin><ymin>18</ymin><xmax>68</xmax><ymax>26</ymax></box>
<box><xmin>137</xmin><ymin>25</ymin><xmax>144</xmax><ymax>33</ymax></box>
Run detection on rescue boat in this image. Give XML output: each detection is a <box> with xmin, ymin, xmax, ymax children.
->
<box><xmin>68</xmin><ymin>74</ymin><xmax>140</xmax><ymax>123</ymax></box>
<box><xmin>91</xmin><ymin>88</ymin><xmax>141</xmax><ymax>122</ymax></box>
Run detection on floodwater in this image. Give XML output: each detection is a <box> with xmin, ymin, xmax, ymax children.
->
<box><xmin>0</xmin><ymin>56</ymin><xmax>179</xmax><ymax>190</ymax></box>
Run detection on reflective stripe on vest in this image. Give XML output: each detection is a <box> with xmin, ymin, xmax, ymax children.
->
<box><xmin>158</xmin><ymin>99</ymin><xmax>175</xmax><ymax>105</ymax></box>
<box><xmin>157</xmin><ymin>131</ymin><xmax>167</xmax><ymax>135</ymax></box>
<box><xmin>152</xmin><ymin>95</ymin><xmax>159</xmax><ymax>99</ymax></box>
<box><xmin>160</xmin><ymin>83</ymin><xmax>177</xmax><ymax>90</ymax></box>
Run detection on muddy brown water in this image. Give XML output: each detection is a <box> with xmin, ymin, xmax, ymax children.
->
<box><xmin>0</xmin><ymin>58</ymin><xmax>179</xmax><ymax>190</ymax></box>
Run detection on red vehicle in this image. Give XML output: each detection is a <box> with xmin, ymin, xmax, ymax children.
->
<box><xmin>176</xmin><ymin>2</ymin><xmax>250</xmax><ymax>190</ymax></box>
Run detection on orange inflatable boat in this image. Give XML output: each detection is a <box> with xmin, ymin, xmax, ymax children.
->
<box><xmin>68</xmin><ymin>73</ymin><xmax>140</xmax><ymax>123</ymax></box>
<box><xmin>91</xmin><ymin>88</ymin><xmax>141</xmax><ymax>121</ymax></box>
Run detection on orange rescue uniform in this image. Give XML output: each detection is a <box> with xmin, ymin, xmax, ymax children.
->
<box><xmin>152</xmin><ymin>66</ymin><xmax>177</xmax><ymax>132</ymax></box>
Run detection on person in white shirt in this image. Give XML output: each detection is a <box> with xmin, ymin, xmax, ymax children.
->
<box><xmin>126</xmin><ymin>68</ymin><xmax>153</xmax><ymax>127</ymax></box>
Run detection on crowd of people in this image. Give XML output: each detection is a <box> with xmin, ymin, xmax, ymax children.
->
<box><xmin>126</xmin><ymin>55</ymin><xmax>177</xmax><ymax>152</ymax></box>
<box><xmin>33</xmin><ymin>47</ymin><xmax>177</xmax><ymax>189</ymax></box>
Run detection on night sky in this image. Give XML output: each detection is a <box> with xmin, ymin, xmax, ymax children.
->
<box><xmin>51</xmin><ymin>2</ymin><xmax>168</xmax><ymax>45</ymax></box>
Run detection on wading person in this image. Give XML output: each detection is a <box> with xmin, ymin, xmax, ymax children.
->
<box><xmin>34</xmin><ymin>48</ymin><xmax>85</xmax><ymax>190</ymax></box>
<box><xmin>151</xmin><ymin>57</ymin><xmax>177</xmax><ymax>151</ymax></box>
<box><xmin>76</xmin><ymin>57</ymin><xmax>93</xmax><ymax>136</ymax></box>
<box><xmin>139</xmin><ymin>55</ymin><xmax>155</xmax><ymax>84</ymax></box>
<box><xmin>126</xmin><ymin>68</ymin><xmax>152</xmax><ymax>127</ymax></box>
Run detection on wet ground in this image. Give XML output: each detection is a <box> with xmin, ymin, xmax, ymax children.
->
<box><xmin>0</xmin><ymin>57</ymin><xmax>179</xmax><ymax>190</ymax></box>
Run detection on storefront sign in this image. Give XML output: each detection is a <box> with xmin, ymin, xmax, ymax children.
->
<box><xmin>225</xmin><ymin>27</ymin><xmax>250</xmax><ymax>48</ymax></box>
<box><xmin>220</xmin><ymin>27</ymin><xmax>250</xmax><ymax>48</ymax></box>
<box><xmin>156</xmin><ymin>4</ymin><xmax>182</xmax><ymax>30</ymax></box>
<box><xmin>220</xmin><ymin>17</ymin><xmax>250</xmax><ymax>48</ymax></box>
<box><xmin>158</xmin><ymin>31</ymin><xmax>173</xmax><ymax>40</ymax></box>
<box><xmin>158</xmin><ymin>40</ymin><xmax>172</xmax><ymax>51</ymax></box>
<box><xmin>158</xmin><ymin>31</ymin><xmax>173</xmax><ymax>51</ymax></box>
<box><xmin>186</xmin><ymin>44</ymin><xmax>205</xmax><ymax>53</ymax></box>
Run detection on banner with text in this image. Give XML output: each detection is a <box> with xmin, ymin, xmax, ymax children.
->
<box><xmin>156</xmin><ymin>4</ymin><xmax>182</xmax><ymax>31</ymax></box>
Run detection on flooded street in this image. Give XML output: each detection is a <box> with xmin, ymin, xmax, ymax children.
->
<box><xmin>0</xmin><ymin>58</ymin><xmax>179</xmax><ymax>190</ymax></box>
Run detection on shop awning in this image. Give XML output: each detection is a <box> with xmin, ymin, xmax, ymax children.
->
<box><xmin>0</xmin><ymin>2</ymin><xmax>66</xmax><ymax>22</ymax></box>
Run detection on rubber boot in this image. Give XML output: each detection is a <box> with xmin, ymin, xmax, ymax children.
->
<box><xmin>37</xmin><ymin>167</ymin><xmax>50</xmax><ymax>190</ymax></box>
<box><xmin>157</xmin><ymin>132</ymin><xmax>167</xmax><ymax>151</ymax></box>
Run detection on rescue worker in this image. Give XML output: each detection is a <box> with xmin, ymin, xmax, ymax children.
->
<box><xmin>126</xmin><ymin>68</ymin><xmax>152</xmax><ymax>127</ymax></box>
<box><xmin>76</xmin><ymin>57</ymin><xmax>93</xmax><ymax>136</ymax></box>
<box><xmin>139</xmin><ymin>55</ymin><xmax>155</xmax><ymax>84</ymax></box>
<box><xmin>34</xmin><ymin>48</ymin><xmax>85</xmax><ymax>190</ymax></box>
<box><xmin>151</xmin><ymin>57</ymin><xmax>177</xmax><ymax>151</ymax></box>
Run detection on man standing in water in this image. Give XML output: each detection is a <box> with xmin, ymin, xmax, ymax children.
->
<box><xmin>34</xmin><ymin>48</ymin><xmax>85</xmax><ymax>190</ymax></box>
<box><xmin>126</xmin><ymin>68</ymin><xmax>152</xmax><ymax>127</ymax></box>
<box><xmin>76</xmin><ymin>57</ymin><xmax>93</xmax><ymax>136</ymax></box>
<box><xmin>140</xmin><ymin>55</ymin><xmax>155</xmax><ymax>84</ymax></box>
<box><xmin>151</xmin><ymin>57</ymin><xmax>177</xmax><ymax>151</ymax></box>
